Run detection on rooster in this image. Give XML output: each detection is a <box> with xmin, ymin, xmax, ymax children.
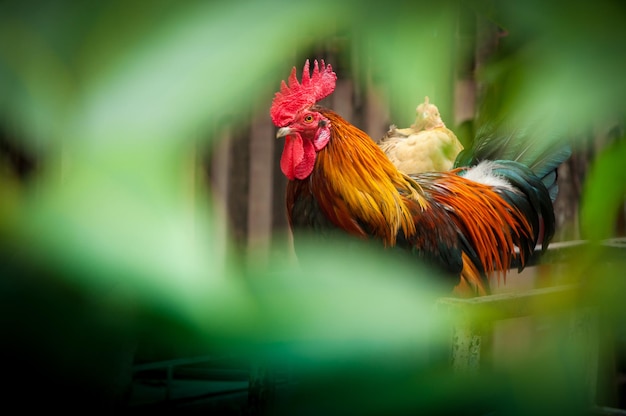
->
<box><xmin>271</xmin><ymin>60</ymin><xmax>569</xmax><ymax>296</ymax></box>
<box><xmin>379</xmin><ymin>96</ymin><xmax>464</xmax><ymax>174</ymax></box>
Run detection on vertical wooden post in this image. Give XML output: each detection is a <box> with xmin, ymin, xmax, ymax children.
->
<box><xmin>247</xmin><ymin>106</ymin><xmax>275</xmax><ymax>262</ymax></box>
<box><xmin>450</xmin><ymin>317</ymin><xmax>483</xmax><ymax>372</ymax></box>
<box><xmin>248</xmin><ymin>360</ymin><xmax>276</xmax><ymax>415</ymax></box>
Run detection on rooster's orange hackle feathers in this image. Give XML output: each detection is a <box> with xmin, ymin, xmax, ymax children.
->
<box><xmin>312</xmin><ymin>110</ymin><xmax>423</xmax><ymax>246</ymax></box>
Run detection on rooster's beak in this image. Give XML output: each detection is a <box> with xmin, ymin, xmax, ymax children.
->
<box><xmin>276</xmin><ymin>127</ymin><xmax>292</xmax><ymax>138</ymax></box>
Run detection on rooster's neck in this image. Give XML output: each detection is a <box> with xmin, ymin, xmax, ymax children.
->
<box><xmin>299</xmin><ymin>109</ymin><xmax>422</xmax><ymax>245</ymax></box>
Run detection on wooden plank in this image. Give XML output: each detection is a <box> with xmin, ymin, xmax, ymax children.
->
<box><xmin>248</xmin><ymin>361</ymin><xmax>276</xmax><ymax>416</ymax></box>
<box><xmin>438</xmin><ymin>284</ymin><xmax>580</xmax><ymax>322</ymax></box>
<box><xmin>439</xmin><ymin>284</ymin><xmax>582</xmax><ymax>372</ymax></box>
<box><xmin>509</xmin><ymin>238</ymin><xmax>626</xmax><ymax>269</ymax></box>
<box><xmin>247</xmin><ymin>108</ymin><xmax>275</xmax><ymax>259</ymax></box>
<box><xmin>210</xmin><ymin>126</ymin><xmax>235</xmax><ymax>261</ymax></box>
<box><xmin>226</xmin><ymin>125</ymin><xmax>250</xmax><ymax>248</ymax></box>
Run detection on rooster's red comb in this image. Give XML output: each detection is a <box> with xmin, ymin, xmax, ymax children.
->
<box><xmin>270</xmin><ymin>59</ymin><xmax>337</xmax><ymax>127</ymax></box>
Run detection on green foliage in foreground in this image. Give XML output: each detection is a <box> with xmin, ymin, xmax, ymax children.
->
<box><xmin>0</xmin><ymin>0</ymin><xmax>624</xmax><ymax>413</ymax></box>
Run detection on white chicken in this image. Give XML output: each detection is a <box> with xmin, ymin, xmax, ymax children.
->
<box><xmin>379</xmin><ymin>97</ymin><xmax>463</xmax><ymax>174</ymax></box>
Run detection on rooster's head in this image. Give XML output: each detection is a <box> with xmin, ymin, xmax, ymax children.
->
<box><xmin>270</xmin><ymin>60</ymin><xmax>337</xmax><ymax>180</ymax></box>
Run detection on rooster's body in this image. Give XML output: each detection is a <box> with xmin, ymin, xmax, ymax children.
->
<box><xmin>271</xmin><ymin>60</ymin><xmax>569</xmax><ymax>296</ymax></box>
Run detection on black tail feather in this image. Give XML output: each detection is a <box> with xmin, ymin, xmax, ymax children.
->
<box><xmin>491</xmin><ymin>161</ymin><xmax>556</xmax><ymax>253</ymax></box>
<box><xmin>454</xmin><ymin>120</ymin><xmax>571</xmax><ymax>203</ymax></box>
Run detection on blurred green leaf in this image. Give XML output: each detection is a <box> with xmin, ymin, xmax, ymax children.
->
<box><xmin>0</xmin><ymin>0</ymin><xmax>624</xmax><ymax>413</ymax></box>
<box><xmin>354</xmin><ymin>1</ymin><xmax>458</xmax><ymax>124</ymax></box>
<box><xmin>580</xmin><ymin>137</ymin><xmax>626</xmax><ymax>240</ymax></box>
<box><xmin>0</xmin><ymin>0</ymin><xmax>348</xmax><ymax>151</ymax></box>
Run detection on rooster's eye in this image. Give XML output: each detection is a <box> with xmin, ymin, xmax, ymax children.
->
<box><xmin>304</xmin><ymin>115</ymin><xmax>314</xmax><ymax>123</ymax></box>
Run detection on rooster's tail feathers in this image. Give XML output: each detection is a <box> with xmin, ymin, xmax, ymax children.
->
<box><xmin>490</xmin><ymin>160</ymin><xmax>556</xmax><ymax>254</ymax></box>
<box><xmin>454</xmin><ymin>120</ymin><xmax>571</xmax><ymax>203</ymax></box>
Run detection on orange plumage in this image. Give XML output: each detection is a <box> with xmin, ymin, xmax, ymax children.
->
<box><xmin>272</xmin><ymin>60</ymin><xmax>569</xmax><ymax>296</ymax></box>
